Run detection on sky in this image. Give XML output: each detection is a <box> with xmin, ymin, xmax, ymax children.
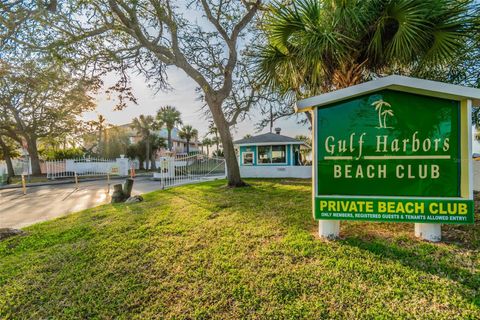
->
<box><xmin>82</xmin><ymin>67</ymin><xmax>310</xmax><ymax>141</ymax></box>
<box><xmin>81</xmin><ymin>2</ymin><xmax>310</xmax><ymax>141</ymax></box>
<box><xmin>80</xmin><ymin>2</ymin><xmax>479</xmax><ymax>150</ymax></box>
<box><xmin>82</xmin><ymin>68</ymin><xmax>480</xmax><ymax>154</ymax></box>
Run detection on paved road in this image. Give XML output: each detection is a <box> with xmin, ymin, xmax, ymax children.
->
<box><xmin>0</xmin><ymin>178</ymin><xmax>164</xmax><ymax>229</ymax></box>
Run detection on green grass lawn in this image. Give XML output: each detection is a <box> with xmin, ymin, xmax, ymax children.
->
<box><xmin>1</xmin><ymin>179</ymin><xmax>479</xmax><ymax>319</ymax></box>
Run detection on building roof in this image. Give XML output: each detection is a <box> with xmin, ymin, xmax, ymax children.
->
<box><xmin>234</xmin><ymin>132</ymin><xmax>305</xmax><ymax>146</ymax></box>
<box><xmin>296</xmin><ymin>75</ymin><xmax>480</xmax><ymax>112</ymax></box>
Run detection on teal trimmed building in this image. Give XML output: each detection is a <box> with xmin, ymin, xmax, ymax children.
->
<box><xmin>233</xmin><ymin>130</ymin><xmax>311</xmax><ymax>178</ymax></box>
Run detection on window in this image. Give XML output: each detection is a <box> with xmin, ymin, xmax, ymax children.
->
<box><xmin>257</xmin><ymin>145</ymin><xmax>286</xmax><ymax>164</ymax></box>
<box><xmin>258</xmin><ymin>146</ymin><xmax>270</xmax><ymax>164</ymax></box>
<box><xmin>272</xmin><ymin>145</ymin><xmax>286</xmax><ymax>163</ymax></box>
<box><xmin>242</xmin><ymin>152</ymin><xmax>254</xmax><ymax>165</ymax></box>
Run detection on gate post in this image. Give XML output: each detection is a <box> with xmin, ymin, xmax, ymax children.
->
<box><xmin>116</xmin><ymin>158</ymin><xmax>129</xmax><ymax>176</ymax></box>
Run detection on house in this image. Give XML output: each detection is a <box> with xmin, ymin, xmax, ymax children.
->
<box><xmin>118</xmin><ymin>124</ymin><xmax>201</xmax><ymax>155</ymax></box>
<box><xmin>233</xmin><ymin>128</ymin><xmax>311</xmax><ymax>178</ymax></box>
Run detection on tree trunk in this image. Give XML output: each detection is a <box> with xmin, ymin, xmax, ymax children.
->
<box><xmin>168</xmin><ymin>130</ymin><xmax>172</xmax><ymax>151</ymax></box>
<box><xmin>26</xmin><ymin>136</ymin><xmax>42</xmax><ymax>176</ymax></box>
<box><xmin>207</xmin><ymin>145</ymin><xmax>209</xmax><ymax>156</ymax></box>
<box><xmin>111</xmin><ymin>184</ymin><xmax>125</xmax><ymax>203</ymax></box>
<box><xmin>208</xmin><ymin>100</ymin><xmax>245</xmax><ymax>187</ymax></box>
<box><xmin>4</xmin><ymin>152</ymin><xmax>14</xmax><ymax>178</ymax></box>
<box><xmin>151</xmin><ymin>151</ymin><xmax>157</xmax><ymax>170</ymax></box>
<box><xmin>145</xmin><ymin>140</ymin><xmax>150</xmax><ymax>171</ymax></box>
<box><xmin>0</xmin><ymin>138</ymin><xmax>15</xmax><ymax>177</ymax></box>
<box><xmin>98</xmin><ymin>129</ymin><xmax>102</xmax><ymax>156</ymax></box>
<box><xmin>186</xmin><ymin>138</ymin><xmax>190</xmax><ymax>154</ymax></box>
<box><xmin>305</xmin><ymin>111</ymin><xmax>313</xmax><ymax>126</ymax></box>
<box><xmin>378</xmin><ymin>108</ymin><xmax>383</xmax><ymax>128</ymax></box>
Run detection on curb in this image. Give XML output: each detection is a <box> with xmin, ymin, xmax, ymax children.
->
<box><xmin>0</xmin><ymin>174</ymin><xmax>153</xmax><ymax>190</ymax></box>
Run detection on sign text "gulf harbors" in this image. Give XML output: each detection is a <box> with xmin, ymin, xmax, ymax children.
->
<box><xmin>324</xmin><ymin>131</ymin><xmax>450</xmax><ymax>179</ymax></box>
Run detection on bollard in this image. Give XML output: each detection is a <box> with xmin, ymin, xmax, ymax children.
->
<box><xmin>21</xmin><ymin>174</ymin><xmax>26</xmax><ymax>195</ymax></box>
<box><xmin>74</xmin><ymin>172</ymin><xmax>79</xmax><ymax>188</ymax></box>
<box><xmin>107</xmin><ymin>173</ymin><xmax>111</xmax><ymax>194</ymax></box>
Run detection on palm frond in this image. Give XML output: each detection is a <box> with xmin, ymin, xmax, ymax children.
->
<box><xmin>256</xmin><ymin>0</ymin><xmax>476</xmax><ymax>96</ymax></box>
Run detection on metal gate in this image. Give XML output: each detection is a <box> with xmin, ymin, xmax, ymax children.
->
<box><xmin>45</xmin><ymin>158</ymin><xmax>130</xmax><ymax>179</ymax></box>
<box><xmin>154</xmin><ymin>154</ymin><xmax>226</xmax><ymax>188</ymax></box>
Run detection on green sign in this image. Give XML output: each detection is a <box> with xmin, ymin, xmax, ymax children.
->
<box><xmin>315</xmin><ymin>89</ymin><xmax>473</xmax><ymax>224</ymax></box>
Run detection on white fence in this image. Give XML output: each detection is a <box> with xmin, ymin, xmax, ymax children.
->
<box><xmin>46</xmin><ymin>158</ymin><xmax>130</xmax><ymax>179</ymax></box>
<box><xmin>240</xmin><ymin>165</ymin><xmax>312</xmax><ymax>178</ymax></box>
<box><xmin>153</xmin><ymin>154</ymin><xmax>226</xmax><ymax>188</ymax></box>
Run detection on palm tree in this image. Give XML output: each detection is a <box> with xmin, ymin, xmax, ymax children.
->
<box><xmin>94</xmin><ymin>114</ymin><xmax>106</xmax><ymax>156</ymax></box>
<box><xmin>208</xmin><ymin>121</ymin><xmax>220</xmax><ymax>152</ymax></box>
<box><xmin>131</xmin><ymin>115</ymin><xmax>156</xmax><ymax>170</ymax></box>
<box><xmin>256</xmin><ymin>0</ymin><xmax>476</xmax><ymax>109</ymax></box>
<box><xmin>156</xmin><ymin>106</ymin><xmax>182</xmax><ymax>151</ymax></box>
<box><xmin>178</xmin><ymin>125</ymin><xmax>198</xmax><ymax>154</ymax></box>
<box><xmin>371</xmin><ymin>100</ymin><xmax>391</xmax><ymax>128</ymax></box>
<box><xmin>149</xmin><ymin>134</ymin><xmax>166</xmax><ymax>170</ymax></box>
<box><xmin>211</xmin><ymin>136</ymin><xmax>221</xmax><ymax>154</ymax></box>
<box><xmin>202</xmin><ymin>137</ymin><xmax>212</xmax><ymax>156</ymax></box>
<box><xmin>295</xmin><ymin>135</ymin><xmax>311</xmax><ymax>147</ymax></box>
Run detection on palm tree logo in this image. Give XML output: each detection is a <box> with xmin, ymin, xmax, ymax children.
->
<box><xmin>371</xmin><ymin>99</ymin><xmax>394</xmax><ymax>129</ymax></box>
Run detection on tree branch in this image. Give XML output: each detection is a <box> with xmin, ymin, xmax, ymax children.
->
<box><xmin>217</xmin><ymin>0</ymin><xmax>260</xmax><ymax>100</ymax></box>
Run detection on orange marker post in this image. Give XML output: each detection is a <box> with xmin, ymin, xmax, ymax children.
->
<box><xmin>21</xmin><ymin>174</ymin><xmax>26</xmax><ymax>195</ymax></box>
<box><xmin>74</xmin><ymin>172</ymin><xmax>79</xmax><ymax>188</ymax></box>
<box><xmin>130</xmin><ymin>164</ymin><xmax>135</xmax><ymax>179</ymax></box>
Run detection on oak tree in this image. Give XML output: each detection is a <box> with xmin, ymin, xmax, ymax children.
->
<box><xmin>0</xmin><ymin>60</ymin><xmax>96</xmax><ymax>175</ymax></box>
<box><xmin>3</xmin><ymin>0</ymin><xmax>263</xmax><ymax>186</ymax></box>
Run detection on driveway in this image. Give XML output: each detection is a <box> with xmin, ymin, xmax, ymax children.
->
<box><xmin>0</xmin><ymin>177</ymin><xmax>164</xmax><ymax>229</ymax></box>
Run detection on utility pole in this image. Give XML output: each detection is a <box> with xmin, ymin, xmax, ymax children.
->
<box><xmin>270</xmin><ymin>105</ymin><xmax>273</xmax><ymax>133</ymax></box>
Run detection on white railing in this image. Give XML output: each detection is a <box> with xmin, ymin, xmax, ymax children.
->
<box><xmin>153</xmin><ymin>154</ymin><xmax>226</xmax><ymax>188</ymax></box>
<box><xmin>46</xmin><ymin>157</ymin><xmax>130</xmax><ymax>179</ymax></box>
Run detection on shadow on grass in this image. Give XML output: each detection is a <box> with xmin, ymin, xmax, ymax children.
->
<box><xmin>134</xmin><ymin>183</ymin><xmax>480</xmax><ymax>310</ymax></box>
<box><xmin>332</xmin><ymin>213</ymin><xmax>480</xmax><ymax>307</ymax></box>
<box><xmin>341</xmin><ymin>233</ymin><xmax>479</xmax><ymax>306</ymax></box>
